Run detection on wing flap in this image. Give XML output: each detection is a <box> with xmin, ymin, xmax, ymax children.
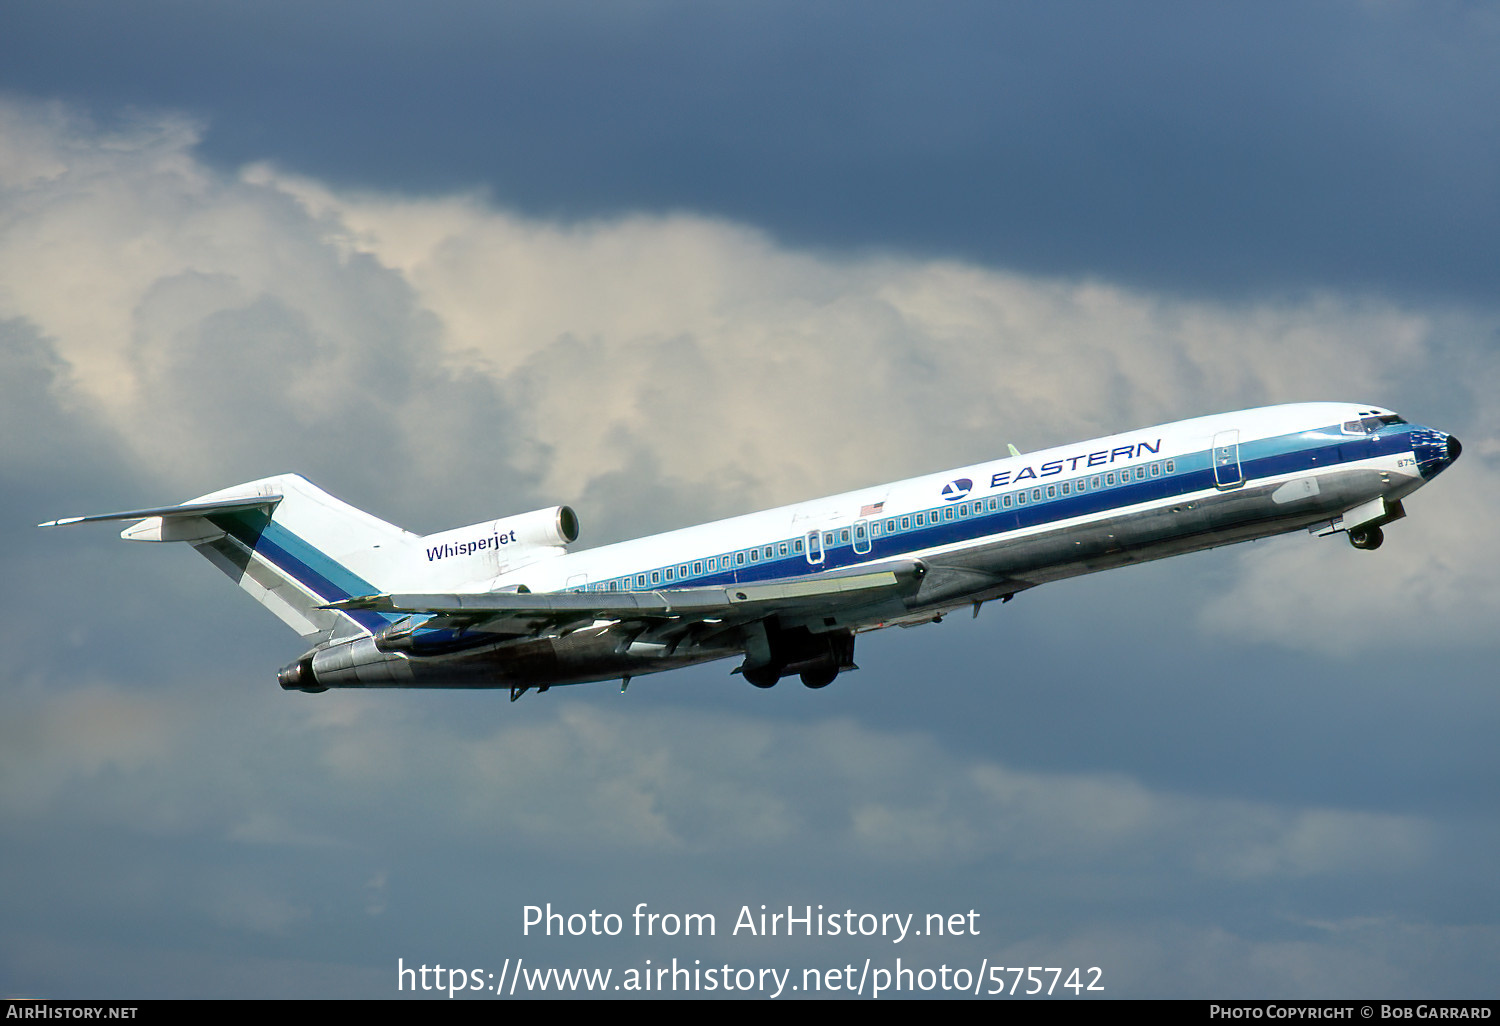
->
<box><xmin>324</xmin><ymin>559</ymin><xmax>928</xmax><ymax>637</ymax></box>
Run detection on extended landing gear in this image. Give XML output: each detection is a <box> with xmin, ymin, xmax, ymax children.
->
<box><xmin>738</xmin><ymin>625</ymin><xmax>854</xmax><ymax>690</ymax></box>
<box><xmin>743</xmin><ymin>665</ymin><xmax>840</xmax><ymax>689</ymax></box>
<box><xmin>799</xmin><ymin>667</ymin><xmax>838</xmax><ymax>689</ymax></box>
<box><xmin>743</xmin><ymin>665</ymin><xmax>841</xmax><ymax>689</ymax></box>
<box><xmin>1348</xmin><ymin>525</ymin><xmax>1384</xmax><ymax>550</ymax></box>
<box><xmin>743</xmin><ymin>666</ymin><xmax>780</xmax><ymax>689</ymax></box>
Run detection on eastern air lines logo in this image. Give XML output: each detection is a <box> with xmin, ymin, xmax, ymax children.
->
<box><xmin>940</xmin><ymin>478</ymin><xmax>973</xmax><ymax>502</ymax></box>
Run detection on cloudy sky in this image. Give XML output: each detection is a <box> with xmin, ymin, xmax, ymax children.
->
<box><xmin>2</xmin><ymin>1</ymin><xmax>1497</xmax><ymax>999</ymax></box>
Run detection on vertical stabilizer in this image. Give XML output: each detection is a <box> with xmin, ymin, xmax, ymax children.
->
<box><xmin>46</xmin><ymin>474</ymin><xmax>414</xmax><ymax>644</ymax></box>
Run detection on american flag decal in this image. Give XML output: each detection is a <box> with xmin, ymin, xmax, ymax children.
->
<box><xmin>860</xmin><ymin>502</ymin><xmax>884</xmax><ymax>516</ymax></box>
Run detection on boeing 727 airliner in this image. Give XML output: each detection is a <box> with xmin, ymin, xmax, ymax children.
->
<box><xmin>42</xmin><ymin>402</ymin><xmax>1460</xmax><ymax>698</ymax></box>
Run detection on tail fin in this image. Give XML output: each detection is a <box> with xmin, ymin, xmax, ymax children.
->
<box><xmin>42</xmin><ymin>474</ymin><xmax>412</xmax><ymax>644</ymax></box>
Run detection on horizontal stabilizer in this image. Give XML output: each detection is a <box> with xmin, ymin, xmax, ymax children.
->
<box><xmin>39</xmin><ymin>495</ymin><xmax>283</xmax><ymax>528</ymax></box>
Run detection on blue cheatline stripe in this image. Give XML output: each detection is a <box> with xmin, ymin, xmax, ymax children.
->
<box><xmin>250</xmin><ymin>522</ymin><xmax>401</xmax><ymax>635</ymax></box>
<box><xmin>213</xmin><ymin>422</ymin><xmax>1415</xmax><ymax>632</ymax></box>
<box><xmin>588</xmin><ymin>422</ymin><xmax>1417</xmax><ymax>592</ymax></box>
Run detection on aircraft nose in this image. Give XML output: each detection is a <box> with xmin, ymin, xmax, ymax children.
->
<box><xmin>1413</xmin><ymin>427</ymin><xmax>1461</xmax><ymax>479</ymax></box>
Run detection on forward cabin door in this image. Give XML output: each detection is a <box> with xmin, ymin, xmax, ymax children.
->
<box><xmin>1212</xmin><ymin>429</ymin><xmax>1244</xmax><ymax>489</ymax></box>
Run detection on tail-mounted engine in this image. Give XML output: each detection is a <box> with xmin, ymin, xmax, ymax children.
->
<box><xmin>411</xmin><ymin>505</ymin><xmax>579</xmax><ymax>586</ymax></box>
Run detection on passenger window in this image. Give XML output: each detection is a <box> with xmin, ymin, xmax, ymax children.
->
<box><xmin>750</xmin><ymin>549</ymin><xmax>759</xmax><ymax>562</ymax></box>
<box><xmin>1150</xmin><ymin>463</ymin><xmax>1160</xmax><ymax>477</ymax></box>
<box><xmin>1046</xmin><ymin>485</ymin><xmax>1056</xmax><ymax>499</ymax></box>
<box><xmin>1165</xmin><ymin>460</ymin><xmax>1175</xmax><ymax>474</ymax></box>
<box><xmin>1091</xmin><ymin>476</ymin><xmax>1101</xmax><ymax>488</ymax></box>
<box><xmin>665</xmin><ymin>567</ymin><xmax>674</xmax><ymax>581</ymax></box>
<box><xmin>778</xmin><ymin>543</ymin><xmax>788</xmax><ymax>555</ymax></box>
<box><xmin>944</xmin><ymin>508</ymin><xmax>954</xmax><ymax>522</ymax></box>
<box><xmin>736</xmin><ymin>552</ymin><xmax>745</xmax><ymax>566</ymax></box>
<box><xmin>901</xmin><ymin>517</ymin><xmax>911</xmax><ymax>530</ymax></box>
<box><xmin>793</xmin><ymin>539</ymin><xmax>803</xmax><ymax>553</ymax></box>
<box><xmin>651</xmin><ymin>571</ymin><xmax>660</xmax><ymax>584</ymax></box>
<box><xmin>1017</xmin><ymin>491</ymin><xmax>1027</xmax><ymax>504</ymax></box>
<box><xmin>1032</xmin><ymin>488</ymin><xmax>1041</xmax><ymax>502</ymax></box>
<box><xmin>1106</xmin><ymin>472</ymin><xmax>1115</xmax><ymax>486</ymax></box>
<box><xmin>1003</xmin><ymin>494</ymin><xmax>1012</xmax><ymax>508</ymax></box>
<box><xmin>693</xmin><ymin>561</ymin><xmax>703</xmax><ymax>575</ymax></box>
<box><xmin>1061</xmin><ymin>481</ymin><xmax>1070</xmax><ymax>495</ymax></box>
<box><xmin>636</xmin><ymin>575</ymin><xmax>646</xmax><ymax>588</ymax></box>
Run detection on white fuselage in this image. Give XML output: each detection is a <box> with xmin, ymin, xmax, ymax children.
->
<box><xmin>52</xmin><ymin>400</ymin><xmax>1459</xmax><ymax>694</ymax></box>
<box><xmin>293</xmin><ymin>400</ymin><xmax>1454</xmax><ymax>693</ymax></box>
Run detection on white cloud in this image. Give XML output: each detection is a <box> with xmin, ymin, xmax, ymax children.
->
<box><xmin>1</xmin><ymin>93</ymin><xmax>1490</xmax><ymax>678</ymax></box>
<box><xmin>0</xmin><ymin>102</ymin><xmax>1492</xmax><ymax>993</ymax></box>
<box><xmin>4</xmin><ymin>96</ymin><xmax>1490</xmax><ymax>558</ymax></box>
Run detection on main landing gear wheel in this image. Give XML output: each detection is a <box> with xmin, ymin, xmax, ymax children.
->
<box><xmin>743</xmin><ymin>666</ymin><xmax>780</xmax><ymax>689</ymax></box>
<box><xmin>1348</xmin><ymin>525</ymin><xmax>1384</xmax><ymax>550</ymax></box>
<box><xmin>799</xmin><ymin>667</ymin><xmax>838</xmax><ymax>689</ymax></box>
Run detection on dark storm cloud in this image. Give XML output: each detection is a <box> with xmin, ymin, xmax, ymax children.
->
<box><xmin>2</xmin><ymin>1</ymin><xmax>1497</xmax><ymax>304</ymax></box>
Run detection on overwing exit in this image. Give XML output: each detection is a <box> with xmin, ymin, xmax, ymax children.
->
<box><xmin>41</xmin><ymin>403</ymin><xmax>1461</xmax><ymax>699</ymax></box>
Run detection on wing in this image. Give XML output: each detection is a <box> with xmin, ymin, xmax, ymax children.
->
<box><xmin>324</xmin><ymin>558</ymin><xmax>929</xmax><ymax>643</ymax></box>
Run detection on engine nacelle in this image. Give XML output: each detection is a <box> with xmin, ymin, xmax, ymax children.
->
<box><xmin>424</xmin><ymin>505</ymin><xmax>578</xmax><ymax>553</ymax></box>
<box><xmin>279</xmin><ymin>636</ymin><xmax>416</xmax><ymax>691</ymax></box>
<box><xmin>407</xmin><ymin>505</ymin><xmax>579</xmax><ymax>587</ymax></box>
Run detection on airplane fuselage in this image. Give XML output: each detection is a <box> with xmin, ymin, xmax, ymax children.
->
<box><xmin>296</xmin><ymin>402</ymin><xmax>1459</xmax><ymax>693</ymax></box>
<box><xmin>43</xmin><ymin>401</ymin><xmax>1462</xmax><ymax>696</ymax></box>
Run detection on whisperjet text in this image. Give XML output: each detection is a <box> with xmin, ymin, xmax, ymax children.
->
<box><xmin>988</xmin><ymin>438</ymin><xmax>1162</xmax><ymax>488</ymax></box>
<box><xmin>427</xmin><ymin>528</ymin><xmax>520</xmax><ymax>562</ymax></box>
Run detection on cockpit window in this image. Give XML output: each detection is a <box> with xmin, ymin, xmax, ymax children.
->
<box><xmin>1344</xmin><ymin>413</ymin><xmax>1407</xmax><ymax>434</ymax></box>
